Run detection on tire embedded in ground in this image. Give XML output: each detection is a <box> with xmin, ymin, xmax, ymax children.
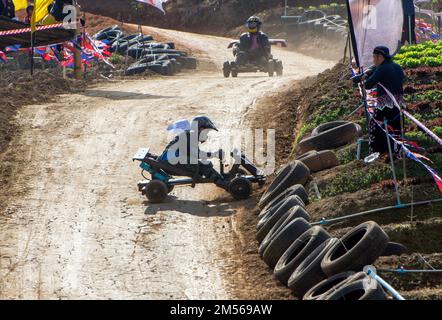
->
<box><xmin>303</xmin><ymin>271</ymin><xmax>356</xmax><ymax>300</ymax></box>
<box><xmin>259</xmin><ymin>162</ymin><xmax>310</xmax><ymax>209</ymax></box>
<box><xmin>274</xmin><ymin>226</ymin><xmax>331</xmax><ymax>286</ymax></box>
<box><xmin>258</xmin><ymin>206</ymin><xmax>311</xmax><ymax>255</ymax></box>
<box><xmin>261</xmin><ymin>218</ymin><xmax>311</xmax><ymax>268</ymax></box>
<box><xmin>321</xmin><ymin>221</ymin><xmax>389</xmax><ymax>277</ymax></box>
<box><xmin>288</xmin><ymin>238</ymin><xmax>338</xmax><ymax>298</ymax></box>
<box><xmin>323</xmin><ymin>279</ymin><xmax>388</xmax><ymax>300</ymax></box>
<box><xmin>256</xmin><ymin>195</ymin><xmax>305</xmax><ymax>243</ymax></box>
<box><xmin>258</xmin><ymin>183</ymin><xmax>306</xmax><ymax>212</ymax></box>
<box><xmin>296</xmin><ymin>150</ymin><xmax>339</xmax><ymax>173</ymax></box>
<box><xmin>380</xmin><ymin>241</ymin><xmax>408</xmax><ymax>257</ymax></box>
<box><xmin>297</xmin><ymin>122</ymin><xmax>362</xmax><ymax>154</ymax></box>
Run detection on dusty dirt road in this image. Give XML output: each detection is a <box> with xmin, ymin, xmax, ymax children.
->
<box><xmin>0</xmin><ymin>26</ymin><xmax>334</xmax><ymax>299</ymax></box>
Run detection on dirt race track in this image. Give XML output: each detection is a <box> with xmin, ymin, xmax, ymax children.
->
<box><xmin>0</xmin><ymin>26</ymin><xmax>334</xmax><ymax>299</ymax></box>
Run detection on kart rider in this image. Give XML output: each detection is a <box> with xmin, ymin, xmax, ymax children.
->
<box><xmin>234</xmin><ymin>16</ymin><xmax>271</xmax><ymax>66</ymax></box>
<box><xmin>159</xmin><ymin>116</ymin><xmax>229</xmax><ymax>190</ymax></box>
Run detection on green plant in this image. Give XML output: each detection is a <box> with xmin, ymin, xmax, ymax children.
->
<box><xmin>108</xmin><ymin>54</ymin><xmax>124</xmax><ymax>65</ymax></box>
<box><xmin>321</xmin><ymin>165</ymin><xmax>392</xmax><ymax>197</ymax></box>
<box><xmin>394</xmin><ymin>41</ymin><xmax>442</xmax><ymax>68</ymax></box>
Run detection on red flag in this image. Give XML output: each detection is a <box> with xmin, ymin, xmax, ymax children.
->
<box><xmin>0</xmin><ymin>50</ymin><xmax>6</xmax><ymax>63</ymax></box>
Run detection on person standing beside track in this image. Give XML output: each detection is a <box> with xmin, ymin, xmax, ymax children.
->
<box><xmin>354</xmin><ymin>46</ymin><xmax>406</xmax><ymax>158</ymax></box>
<box><xmin>401</xmin><ymin>0</ymin><xmax>417</xmax><ymax>44</ymax></box>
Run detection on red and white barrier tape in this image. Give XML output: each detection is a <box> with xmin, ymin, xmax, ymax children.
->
<box><xmin>0</xmin><ymin>22</ymin><xmax>75</xmax><ymax>36</ymax></box>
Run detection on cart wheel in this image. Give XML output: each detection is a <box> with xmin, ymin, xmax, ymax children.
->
<box><xmin>167</xmin><ymin>184</ymin><xmax>175</xmax><ymax>193</ymax></box>
<box><xmin>145</xmin><ymin>180</ymin><xmax>168</xmax><ymax>203</ymax></box>
<box><xmin>230</xmin><ymin>62</ymin><xmax>238</xmax><ymax>77</ymax></box>
<box><xmin>276</xmin><ymin>61</ymin><xmax>283</xmax><ymax>77</ymax></box>
<box><xmin>223</xmin><ymin>61</ymin><xmax>231</xmax><ymax>78</ymax></box>
<box><xmin>268</xmin><ymin>60</ymin><xmax>275</xmax><ymax>77</ymax></box>
<box><xmin>229</xmin><ymin>177</ymin><xmax>252</xmax><ymax>200</ymax></box>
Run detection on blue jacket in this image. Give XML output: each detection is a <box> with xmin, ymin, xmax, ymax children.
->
<box><xmin>365</xmin><ymin>60</ymin><xmax>405</xmax><ymax>97</ymax></box>
<box><xmin>402</xmin><ymin>0</ymin><xmax>415</xmax><ymax>16</ymax></box>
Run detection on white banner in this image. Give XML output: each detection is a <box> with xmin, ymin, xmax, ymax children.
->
<box><xmin>348</xmin><ymin>0</ymin><xmax>404</xmax><ymax>68</ymax></box>
<box><xmin>136</xmin><ymin>0</ymin><xmax>167</xmax><ymax>14</ymax></box>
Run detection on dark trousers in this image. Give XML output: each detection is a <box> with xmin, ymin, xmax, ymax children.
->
<box><xmin>368</xmin><ymin>105</ymin><xmax>401</xmax><ymax>155</ymax></box>
<box><xmin>402</xmin><ymin>14</ymin><xmax>416</xmax><ymax>44</ymax></box>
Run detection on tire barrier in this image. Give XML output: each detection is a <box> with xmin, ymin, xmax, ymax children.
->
<box><xmin>258</xmin><ymin>206</ymin><xmax>311</xmax><ymax>255</ymax></box>
<box><xmin>296</xmin><ymin>150</ymin><xmax>339</xmax><ymax>173</ymax></box>
<box><xmin>256</xmin><ymin>195</ymin><xmax>308</xmax><ymax>244</ymax></box>
<box><xmin>261</xmin><ymin>218</ymin><xmax>311</xmax><ymax>269</ymax></box>
<box><xmin>322</xmin><ymin>278</ymin><xmax>388</xmax><ymax>300</ymax></box>
<box><xmin>274</xmin><ymin>226</ymin><xmax>330</xmax><ymax>286</ymax></box>
<box><xmin>321</xmin><ymin>221</ymin><xmax>389</xmax><ymax>277</ymax></box>
<box><xmin>288</xmin><ymin>238</ymin><xmax>339</xmax><ymax>298</ymax></box>
<box><xmin>253</xmin><ymin>168</ymin><xmax>399</xmax><ymax>299</ymax></box>
<box><xmin>285</xmin><ymin>10</ymin><xmax>348</xmax><ymax>36</ymax></box>
<box><xmin>297</xmin><ymin>121</ymin><xmax>362</xmax><ymax>154</ymax></box>
<box><xmin>93</xmin><ymin>25</ymin><xmax>198</xmax><ymax>76</ymax></box>
<box><xmin>259</xmin><ymin>161</ymin><xmax>310</xmax><ymax>209</ymax></box>
<box><xmin>303</xmin><ymin>271</ymin><xmax>357</xmax><ymax>300</ymax></box>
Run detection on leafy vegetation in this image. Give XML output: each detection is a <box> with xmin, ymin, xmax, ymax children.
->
<box><xmin>394</xmin><ymin>41</ymin><xmax>442</xmax><ymax>68</ymax></box>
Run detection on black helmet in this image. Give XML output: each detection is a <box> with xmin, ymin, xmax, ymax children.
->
<box><xmin>246</xmin><ymin>16</ymin><xmax>262</xmax><ymax>33</ymax></box>
<box><xmin>192</xmin><ymin>115</ymin><xmax>218</xmax><ymax>132</ymax></box>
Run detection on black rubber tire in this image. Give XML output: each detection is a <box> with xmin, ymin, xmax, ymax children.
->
<box><xmin>381</xmin><ymin>241</ymin><xmax>408</xmax><ymax>257</ymax></box>
<box><xmin>312</xmin><ymin>121</ymin><xmax>361</xmax><ymax>136</ymax></box>
<box><xmin>321</xmin><ymin>221</ymin><xmax>390</xmax><ymax>277</ymax></box>
<box><xmin>261</xmin><ymin>218</ymin><xmax>311</xmax><ymax>268</ymax></box>
<box><xmin>183</xmin><ymin>57</ymin><xmax>197</xmax><ymax>69</ymax></box>
<box><xmin>257</xmin><ymin>195</ymin><xmax>304</xmax><ymax>235</ymax></box>
<box><xmin>94</xmin><ymin>25</ymin><xmax>121</xmax><ymax>40</ymax></box>
<box><xmin>274</xmin><ymin>226</ymin><xmax>331</xmax><ymax>286</ymax></box>
<box><xmin>145</xmin><ymin>180</ymin><xmax>168</xmax><ymax>203</ymax></box>
<box><xmin>268</xmin><ymin>60</ymin><xmax>275</xmax><ymax>77</ymax></box>
<box><xmin>298</xmin><ymin>122</ymin><xmax>361</xmax><ymax>154</ymax></box>
<box><xmin>303</xmin><ymin>271</ymin><xmax>355</xmax><ymax>300</ymax></box>
<box><xmin>223</xmin><ymin>61</ymin><xmax>231</xmax><ymax>78</ymax></box>
<box><xmin>258</xmin><ymin>205</ymin><xmax>311</xmax><ymax>252</ymax></box>
<box><xmin>147</xmin><ymin>63</ymin><xmax>168</xmax><ymax>75</ymax></box>
<box><xmin>229</xmin><ymin>177</ymin><xmax>252</xmax><ymax>200</ymax></box>
<box><xmin>125</xmin><ymin>63</ymin><xmax>151</xmax><ymax>76</ymax></box>
<box><xmin>97</xmin><ymin>30</ymin><xmax>123</xmax><ymax>43</ymax></box>
<box><xmin>259</xmin><ymin>162</ymin><xmax>310</xmax><ymax>209</ymax></box>
<box><xmin>258</xmin><ymin>187</ymin><xmax>306</xmax><ymax>212</ymax></box>
<box><xmin>296</xmin><ymin>150</ymin><xmax>339</xmax><ymax>173</ymax></box>
<box><xmin>288</xmin><ymin>238</ymin><xmax>339</xmax><ymax>298</ymax></box>
<box><xmin>323</xmin><ymin>279</ymin><xmax>388</xmax><ymax>300</ymax></box>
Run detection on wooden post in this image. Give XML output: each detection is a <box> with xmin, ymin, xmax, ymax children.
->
<box><xmin>73</xmin><ymin>3</ymin><xmax>82</xmax><ymax>80</ymax></box>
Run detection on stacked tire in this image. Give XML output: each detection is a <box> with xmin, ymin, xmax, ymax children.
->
<box><xmin>251</xmin><ymin>120</ymin><xmax>402</xmax><ymax>300</ymax></box>
<box><xmin>93</xmin><ymin>26</ymin><xmax>198</xmax><ymax>76</ymax></box>
<box><xmin>254</xmin><ymin>173</ymin><xmax>395</xmax><ymax>300</ymax></box>
<box><xmin>297</xmin><ymin>121</ymin><xmax>362</xmax><ymax>154</ymax></box>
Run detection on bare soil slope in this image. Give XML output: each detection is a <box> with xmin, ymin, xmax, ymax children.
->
<box><xmin>0</xmin><ymin>26</ymin><xmax>334</xmax><ymax>299</ymax></box>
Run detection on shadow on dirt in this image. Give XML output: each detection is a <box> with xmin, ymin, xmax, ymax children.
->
<box><xmin>143</xmin><ymin>197</ymin><xmax>247</xmax><ymax>217</ymax></box>
<box><xmin>81</xmin><ymin>89</ymin><xmax>179</xmax><ymax>101</ymax></box>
